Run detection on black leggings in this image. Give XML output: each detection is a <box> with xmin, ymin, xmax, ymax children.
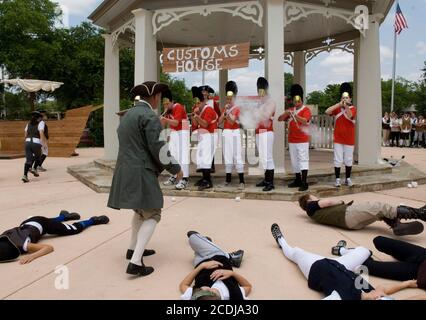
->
<box><xmin>21</xmin><ymin>216</ymin><xmax>84</xmax><ymax>237</ymax></box>
<box><xmin>24</xmin><ymin>142</ymin><xmax>42</xmax><ymax>174</ymax></box>
<box><xmin>363</xmin><ymin>236</ymin><xmax>426</xmax><ymax>281</ymax></box>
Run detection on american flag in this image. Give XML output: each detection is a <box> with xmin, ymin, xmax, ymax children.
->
<box><xmin>394</xmin><ymin>3</ymin><xmax>408</xmax><ymax>35</ymax></box>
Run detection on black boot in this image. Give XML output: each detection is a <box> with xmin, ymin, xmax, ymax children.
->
<box><xmin>334</xmin><ymin>167</ymin><xmax>341</xmax><ymax>180</ymax></box>
<box><xmin>299</xmin><ymin>170</ymin><xmax>309</xmax><ymax>192</ymax></box>
<box><xmin>59</xmin><ymin>210</ymin><xmax>81</xmax><ymax>221</ymax></box>
<box><xmin>126</xmin><ymin>261</ymin><xmax>154</xmax><ymax>277</ymax></box>
<box><xmin>263</xmin><ymin>170</ymin><xmax>275</xmax><ymax>192</ymax></box>
<box><xmin>225</xmin><ymin>173</ymin><xmax>232</xmax><ymax>185</ymax></box>
<box><xmin>383</xmin><ymin>218</ymin><xmax>424</xmax><ymax>236</ymax></box>
<box><xmin>288</xmin><ymin>173</ymin><xmax>301</xmax><ymax>188</ymax></box>
<box><xmin>397</xmin><ymin>206</ymin><xmax>426</xmax><ymax>222</ymax></box>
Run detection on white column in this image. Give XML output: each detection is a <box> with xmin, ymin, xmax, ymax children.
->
<box><xmin>293</xmin><ymin>51</ymin><xmax>306</xmax><ymax>100</ymax></box>
<box><xmin>353</xmin><ymin>39</ymin><xmax>360</xmax><ymax>162</ymax></box>
<box><xmin>219</xmin><ymin>69</ymin><xmax>228</xmax><ymax>109</ymax></box>
<box><xmin>133</xmin><ymin>9</ymin><xmax>157</xmax><ymax>85</ymax></box>
<box><xmin>102</xmin><ymin>34</ymin><xmax>120</xmax><ymax>160</ymax></box>
<box><xmin>265</xmin><ymin>0</ymin><xmax>285</xmax><ymax>172</ymax></box>
<box><xmin>357</xmin><ymin>17</ymin><xmax>382</xmax><ymax>165</ymax></box>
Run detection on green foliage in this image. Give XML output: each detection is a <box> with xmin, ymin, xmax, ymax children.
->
<box><xmin>307</xmin><ymin>83</ymin><xmax>342</xmax><ymax>113</ymax></box>
<box><xmin>284</xmin><ymin>73</ymin><xmax>294</xmax><ymax>97</ymax></box>
<box><xmin>381</xmin><ymin>77</ymin><xmax>417</xmax><ymax>113</ymax></box>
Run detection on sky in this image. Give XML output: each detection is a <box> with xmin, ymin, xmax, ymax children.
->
<box><xmin>54</xmin><ymin>0</ymin><xmax>426</xmax><ymax>95</ymax></box>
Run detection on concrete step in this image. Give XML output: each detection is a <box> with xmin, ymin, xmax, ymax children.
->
<box><xmin>67</xmin><ymin>161</ymin><xmax>426</xmax><ymax>201</ymax></box>
<box><xmin>92</xmin><ymin>158</ymin><xmax>393</xmax><ymax>184</ymax></box>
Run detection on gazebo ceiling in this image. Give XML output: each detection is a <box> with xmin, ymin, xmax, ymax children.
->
<box><xmin>89</xmin><ymin>0</ymin><xmax>394</xmax><ymax>51</ymax></box>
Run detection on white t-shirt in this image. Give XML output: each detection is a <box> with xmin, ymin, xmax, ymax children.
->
<box><xmin>181</xmin><ymin>281</ymin><xmax>247</xmax><ymax>300</ymax></box>
<box><xmin>25</xmin><ymin>121</ymin><xmax>45</xmax><ymax>144</ymax></box>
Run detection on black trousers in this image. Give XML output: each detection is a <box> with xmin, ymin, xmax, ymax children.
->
<box><xmin>21</xmin><ymin>216</ymin><xmax>84</xmax><ymax>237</ymax></box>
<box><xmin>25</xmin><ymin>142</ymin><xmax>42</xmax><ymax>167</ymax></box>
<box><xmin>389</xmin><ymin>132</ymin><xmax>400</xmax><ymax>146</ymax></box>
<box><xmin>363</xmin><ymin>236</ymin><xmax>426</xmax><ymax>281</ymax></box>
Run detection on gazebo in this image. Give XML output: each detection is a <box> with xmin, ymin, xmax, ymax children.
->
<box><xmin>89</xmin><ymin>0</ymin><xmax>394</xmax><ymax>168</ymax></box>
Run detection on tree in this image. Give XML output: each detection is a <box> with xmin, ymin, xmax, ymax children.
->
<box><xmin>381</xmin><ymin>77</ymin><xmax>417</xmax><ymax>114</ymax></box>
<box><xmin>0</xmin><ymin>0</ymin><xmax>62</xmax><ymax>109</ymax></box>
<box><xmin>284</xmin><ymin>73</ymin><xmax>294</xmax><ymax>97</ymax></box>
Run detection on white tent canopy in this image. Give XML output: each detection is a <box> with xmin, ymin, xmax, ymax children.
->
<box><xmin>0</xmin><ymin>79</ymin><xmax>63</xmax><ymax>92</ymax></box>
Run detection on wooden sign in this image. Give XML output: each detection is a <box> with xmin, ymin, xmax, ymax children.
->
<box><xmin>162</xmin><ymin>42</ymin><xmax>250</xmax><ymax>73</ymax></box>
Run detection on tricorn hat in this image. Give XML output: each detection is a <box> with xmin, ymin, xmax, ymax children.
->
<box><xmin>199</xmin><ymin>85</ymin><xmax>215</xmax><ymax>94</ymax></box>
<box><xmin>0</xmin><ymin>235</ymin><xmax>20</xmax><ymax>262</ymax></box>
<box><xmin>225</xmin><ymin>81</ymin><xmax>238</xmax><ymax>97</ymax></box>
<box><xmin>340</xmin><ymin>82</ymin><xmax>352</xmax><ymax>98</ymax></box>
<box><xmin>130</xmin><ymin>81</ymin><xmax>169</xmax><ymax>100</ymax></box>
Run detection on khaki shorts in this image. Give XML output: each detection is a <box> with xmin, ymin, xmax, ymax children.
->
<box><xmin>134</xmin><ymin>209</ymin><xmax>162</xmax><ymax>223</ymax></box>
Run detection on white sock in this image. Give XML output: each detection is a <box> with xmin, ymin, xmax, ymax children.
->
<box><xmin>278</xmin><ymin>237</ymin><xmax>296</xmax><ymax>260</ymax></box>
<box><xmin>339</xmin><ymin>247</ymin><xmax>351</xmax><ymax>256</ymax></box>
<box><xmin>129</xmin><ymin>213</ymin><xmax>143</xmax><ymax>251</ymax></box>
<box><xmin>130</xmin><ymin>219</ymin><xmax>157</xmax><ymax>266</ymax></box>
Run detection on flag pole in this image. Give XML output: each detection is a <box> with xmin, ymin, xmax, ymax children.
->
<box><xmin>390</xmin><ymin>1</ymin><xmax>399</xmax><ymax>113</ymax></box>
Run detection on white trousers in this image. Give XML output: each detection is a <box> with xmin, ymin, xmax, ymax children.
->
<box><xmin>289</xmin><ymin>142</ymin><xmax>309</xmax><ymax>173</ymax></box>
<box><xmin>169</xmin><ymin>130</ymin><xmax>190</xmax><ymax>178</ymax></box>
<box><xmin>334</xmin><ymin>143</ymin><xmax>354</xmax><ymax>168</ymax></box>
<box><xmin>256</xmin><ymin>131</ymin><xmax>275</xmax><ymax>170</ymax></box>
<box><xmin>223</xmin><ymin>129</ymin><xmax>244</xmax><ymax>173</ymax></box>
<box><xmin>196</xmin><ymin>132</ymin><xmax>218</xmax><ymax>169</ymax></box>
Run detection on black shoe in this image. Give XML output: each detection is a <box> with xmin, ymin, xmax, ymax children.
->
<box><xmin>198</xmin><ymin>180</ymin><xmax>213</xmax><ymax>191</ymax></box>
<box><xmin>263</xmin><ymin>183</ymin><xmax>275</xmax><ymax>192</ymax></box>
<box><xmin>194</xmin><ymin>179</ymin><xmax>203</xmax><ymax>187</ymax></box>
<box><xmin>392</xmin><ymin>221</ymin><xmax>424</xmax><ymax>236</ymax></box>
<box><xmin>126</xmin><ymin>249</ymin><xmax>156</xmax><ymax>260</ymax></box>
<box><xmin>29</xmin><ymin>168</ymin><xmax>39</xmax><ymax>177</ymax></box>
<box><xmin>288</xmin><ymin>180</ymin><xmax>301</xmax><ymax>188</ymax></box>
<box><xmin>298</xmin><ymin>183</ymin><xmax>309</xmax><ymax>192</ymax></box>
<box><xmin>256</xmin><ymin>180</ymin><xmax>266</xmax><ymax>187</ymax></box>
<box><xmin>229</xmin><ymin>250</ymin><xmax>244</xmax><ymax>268</ymax></box>
<box><xmin>397</xmin><ymin>206</ymin><xmax>426</xmax><ymax>222</ymax></box>
<box><xmin>59</xmin><ymin>210</ymin><xmax>81</xmax><ymax>221</ymax></box>
<box><xmin>126</xmin><ymin>262</ymin><xmax>154</xmax><ymax>277</ymax></box>
<box><xmin>271</xmin><ymin>223</ymin><xmax>283</xmax><ymax>248</ymax></box>
<box><xmin>90</xmin><ymin>215</ymin><xmax>110</xmax><ymax>225</ymax></box>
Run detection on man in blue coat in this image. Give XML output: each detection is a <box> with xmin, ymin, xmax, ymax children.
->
<box><xmin>108</xmin><ymin>81</ymin><xmax>183</xmax><ymax>277</ymax></box>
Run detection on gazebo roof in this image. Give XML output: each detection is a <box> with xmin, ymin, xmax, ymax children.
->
<box><xmin>89</xmin><ymin>0</ymin><xmax>394</xmax><ymax>51</ymax></box>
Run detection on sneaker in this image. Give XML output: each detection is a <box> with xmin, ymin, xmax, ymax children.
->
<box><xmin>163</xmin><ymin>176</ymin><xmax>177</xmax><ymax>186</ymax></box>
<box><xmin>175</xmin><ymin>179</ymin><xmax>188</xmax><ymax>190</ymax></box>
<box><xmin>270</xmin><ymin>223</ymin><xmax>283</xmax><ymax>248</ymax></box>
<box><xmin>90</xmin><ymin>215</ymin><xmax>110</xmax><ymax>225</ymax></box>
<box><xmin>229</xmin><ymin>250</ymin><xmax>244</xmax><ymax>268</ymax></box>
<box><xmin>29</xmin><ymin>168</ymin><xmax>39</xmax><ymax>177</ymax></box>
<box><xmin>345</xmin><ymin>178</ymin><xmax>354</xmax><ymax>187</ymax></box>
<box><xmin>238</xmin><ymin>183</ymin><xmax>245</xmax><ymax>190</ymax></box>
<box><xmin>37</xmin><ymin>166</ymin><xmax>47</xmax><ymax>172</ymax></box>
<box><xmin>335</xmin><ymin>178</ymin><xmax>341</xmax><ymax>187</ymax></box>
<box><xmin>331</xmin><ymin>240</ymin><xmax>347</xmax><ymax>256</ymax></box>
<box><xmin>22</xmin><ymin>175</ymin><xmax>29</xmax><ymax>183</ymax></box>
<box><xmin>59</xmin><ymin>210</ymin><xmax>81</xmax><ymax>221</ymax></box>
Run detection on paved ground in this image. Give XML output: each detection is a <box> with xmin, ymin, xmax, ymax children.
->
<box><xmin>0</xmin><ymin>147</ymin><xmax>425</xmax><ymax>300</ymax></box>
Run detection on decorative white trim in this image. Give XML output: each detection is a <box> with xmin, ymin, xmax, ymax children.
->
<box><xmin>111</xmin><ymin>19</ymin><xmax>135</xmax><ymax>48</ymax></box>
<box><xmin>284</xmin><ymin>52</ymin><xmax>294</xmax><ymax>67</ymax></box>
<box><xmin>152</xmin><ymin>1</ymin><xmax>263</xmax><ymax>35</ymax></box>
<box><xmin>305</xmin><ymin>40</ymin><xmax>355</xmax><ymax>64</ymax></box>
<box><xmin>284</xmin><ymin>1</ymin><xmax>368</xmax><ymax>37</ymax></box>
